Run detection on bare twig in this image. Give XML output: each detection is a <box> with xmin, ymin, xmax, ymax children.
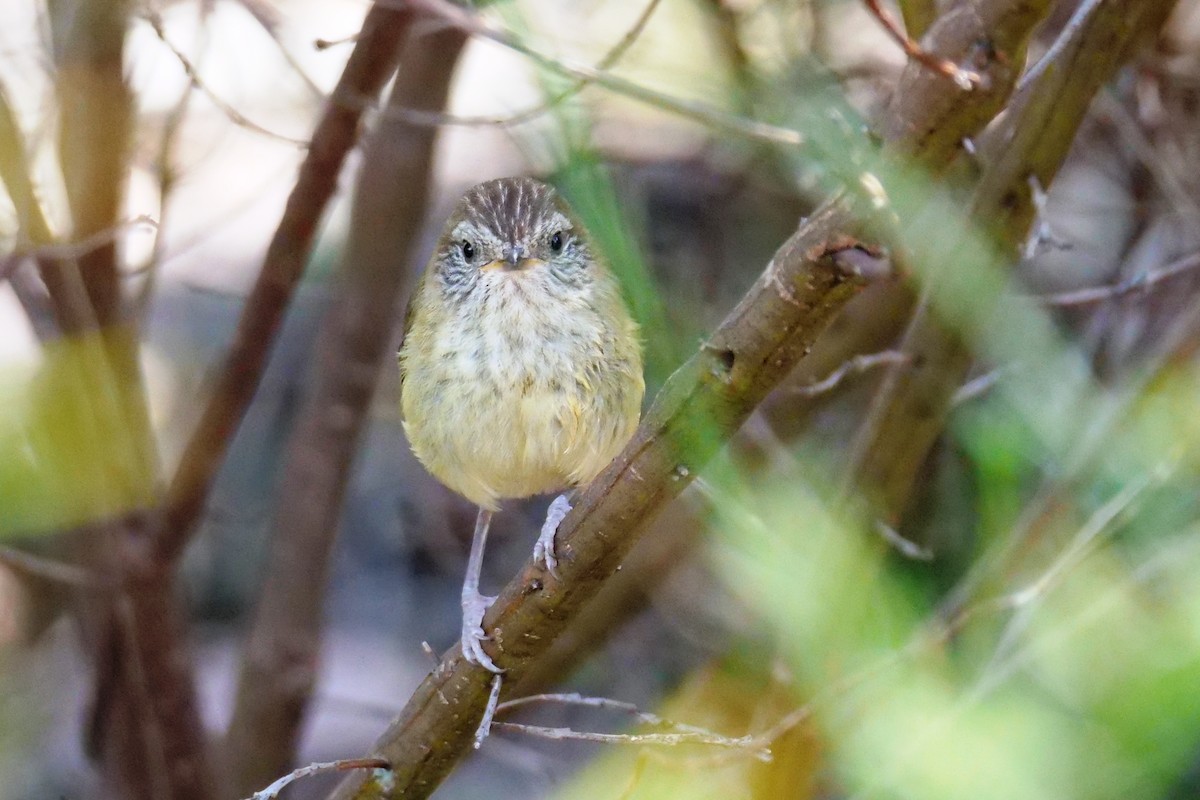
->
<box><xmin>387</xmin><ymin>0</ymin><xmax>806</xmax><ymax>148</ymax></box>
<box><xmin>0</xmin><ymin>78</ymin><xmax>96</xmax><ymax>334</ymax></box>
<box><xmin>51</xmin><ymin>0</ymin><xmax>135</xmax><ymax>329</ymax></box>
<box><xmin>1038</xmin><ymin>250</ymin><xmax>1200</xmax><ymax>307</ymax></box>
<box><xmin>495</xmin><ymin>692</ymin><xmax>768</xmax><ymax>759</ymax></box>
<box><xmin>794</xmin><ymin>350</ymin><xmax>910</xmax><ymax>397</ymax></box>
<box><xmin>0</xmin><ymin>546</ymin><xmax>107</xmax><ymax>589</ymax></box>
<box><xmin>142</xmin><ymin>11</ymin><xmax>310</xmax><ymax>146</ymax></box>
<box><xmin>972</xmin><ymin>466</ymin><xmax>1164</xmax><ymax>697</ymax></box>
<box><xmin>950</xmin><ymin>366</ymin><xmax>1007</xmax><ymax>406</ymax></box>
<box><xmin>15</xmin><ymin>215</ymin><xmax>158</xmax><ymax>262</ymax></box>
<box><xmin>247</xmin><ymin>759</ymin><xmax>391</xmax><ymax>800</ymax></box>
<box><xmin>233</xmin><ymin>0</ymin><xmax>324</xmax><ymax>99</ymax></box>
<box><xmin>491</xmin><ymin>721</ymin><xmax>768</xmax><ymax>756</ymax></box>
<box><xmin>874</xmin><ymin>520</ymin><xmax>934</xmax><ymax>560</ymax></box>
<box><xmin>475</xmin><ymin>676</ymin><xmax>503</xmax><ymax>749</ymax></box>
<box><xmin>375</xmin><ymin>0</ymin><xmax>663</xmax><ymax>129</ymax></box>
<box><xmin>132</xmin><ymin>20</ymin><xmax>202</xmax><ymax>318</ymax></box>
<box><xmin>1021</xmin><ymin>175</ymin><xmax>1072</xmax><ymax>259</ymax></box>
<box><xmin>316</xmin><ymin>33</ymin><xmax>360</xmax><ymax>50</ymax></box>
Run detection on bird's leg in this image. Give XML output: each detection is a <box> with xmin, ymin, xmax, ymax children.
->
<box><xmin>533</xmin><ymin>493</ymin><xmax>573</xmax><ymax>578</ymax></box>
<box><xmin>461</xmin><ymin>507</ymin><xmax>502</xmax><ymax>673</ymax></box>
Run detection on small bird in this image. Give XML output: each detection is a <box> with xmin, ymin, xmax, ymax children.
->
<box><xmin>399</xmin><ymin>177</ymin><xmax>644</xmax><ymax>672</ymax></box>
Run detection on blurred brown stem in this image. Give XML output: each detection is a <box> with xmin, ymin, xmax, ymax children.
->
<box><xmin>155</xmin><ymin>2</ymin><xmax>413</xmax><ymax>564</ymax></box>
<box><xmin>73</xmin><ymin>5</ymin><xmax>414</xmax><ymax>799</ymax></box>
<box><xmin>845</xmin><ymin>0</ymin><xmax>1180</xmax><ymax>527</ymax></box>
<box><xmin>222</xmin><ymin>24</ymin><xmax>467</xmax><ymax>799</ymax></box>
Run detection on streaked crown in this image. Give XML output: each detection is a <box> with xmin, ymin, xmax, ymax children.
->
<box><xmin>455</xmin><ymin>177</ymin><xmax>569</xmax><ymax>241</ymax></box>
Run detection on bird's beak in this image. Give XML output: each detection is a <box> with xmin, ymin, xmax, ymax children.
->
<box><xmin>481</xmin><ymin>244</ymin><xmax>542</xmax><ymax>272</ymax></box>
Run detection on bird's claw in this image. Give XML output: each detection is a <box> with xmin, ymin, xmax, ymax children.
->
<box><xmin>461</xmin><ymin>591</ymin><xmax>503</xmax><ymax>673</ymax></box>
<box><xmin>534</xmin><ymin>494</ymin><xmax>572</xmax><ymax>579</ymax></box>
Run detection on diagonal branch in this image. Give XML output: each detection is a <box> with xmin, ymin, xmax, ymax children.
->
<box><xmin>155</xmin><ymin>3</ymin><xmax>414</xmax><ymax>565</ymax></box>
<box><xmin>223</xmin><ymin>24</ymin><xmax>468</xmax><ymax>798</ymax></box>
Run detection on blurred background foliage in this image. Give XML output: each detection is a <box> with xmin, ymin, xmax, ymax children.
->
<box><xmin>1</xmin><ymin>0</ymin><xmax>1200</xmax><ymax>798</ymax></box>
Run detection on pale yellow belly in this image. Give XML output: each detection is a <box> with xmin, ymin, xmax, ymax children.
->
<box><xmin>403</xmin><ymin>368</ymin><xmax>638</xmax><ymax>511</ymax></box>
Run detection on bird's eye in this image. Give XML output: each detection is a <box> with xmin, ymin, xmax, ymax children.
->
<box><xmin>550</xmin><ymin>232</ymin><xmax>563</xmax><ymax>253</ymax></box>
<box><xmin>461</xmin><ymin>240</ymin><xmax>475</xmax><ymax>261</ymax></box>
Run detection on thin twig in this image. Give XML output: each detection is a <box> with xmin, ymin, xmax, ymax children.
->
<box><xmin>874</xmin><ymin>520</ymin><xmax>934</xmax><ymax>561</ymax></box>
<box><xmin>247</xmin><ymin>758</ymin><xmax>391</xmax><ymax>800</ymax></box>
<box><xmin>950</xmin><ymin>366</ymin><xmax>1008</xmax><ymax>406</ymax></box>
<box><xmin>234</xmin><ymin>0</ymin><xmax>324</xmax><ymax>99</ymax></box>
<box><xmin>497</xmin><ymin>692</ymin><xmax>733</xmax><ymax>739</ymax></box>
<box><xmin>0</xmin><ymin>546</ymin><xmax>107</xmax><ymax>589</ymax></box>
<box><xmin>1021</xmin><ymin>175</ymin><xmax>1072</xmax><ymax>260</ymax></box>
<box><xmin>794</xmin><ymin>350</ymin><xmax>910</xmax><ymax>397</ymax></box>
<box><xmin>375</xmin><ymin>0</ymin><xmax>663</xmax><ymax>129</ymax></box>
<box><xmin>14</xmin><ymin>215</ymin><xmax>158</xmax><ymax>262</ymax></box>
<box><xmin>1038</xmin><ymin>250</ymin><xmax>1200</xmax><ymax>307</ymax></box>
<box><xmin>860</xmin><ymin>0</ymin><xmax>982</xmax><ymax>90</ymax></box>
<box><xmin>491</xmin><ymin>722</ymin><xmax>770</xmax><ymax>758</ymax></box>
<box><xmin>973</xmin><ymin>465</ymin><xmax>1166</xmax><ymax>696</ymax></box>
<box><xmin>142</xmin><ymin>10</ymin><xmax>310</xmax><ymax>147</ymax></box>
<box><xmin>383</xmin><ymin>0</ymin><xmax>806</xmax><ymax>148</ymax></box>
<box><xmin>475</xmin><ymin>675</ymin><xmax>503</xmax><ymax>749</ymax></box>
<box><xmin>315</xmin><ymin>33</ymin><xmax>360</xmax><ymax>50</ymax></box>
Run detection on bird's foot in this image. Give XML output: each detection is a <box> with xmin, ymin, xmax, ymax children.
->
<box><xmin>534</xmin><ymin>494</ymin><xmax>572</xmax><ymax>579</ymax></box>
<box><xmin>461</xmin><ymin>589</ymin><xmax>503</xmax><ymax>673</ymax></box>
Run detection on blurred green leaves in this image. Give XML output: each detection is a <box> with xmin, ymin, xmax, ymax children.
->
<box><xmin>0</xmin><ymin>329</ymin><xmax>153</xmax><ymax>538</ymax></box>
<box><xmin>701</xmin><ymin>460</ymin><xmax>1200</xmax><ymax>799</ymax></box>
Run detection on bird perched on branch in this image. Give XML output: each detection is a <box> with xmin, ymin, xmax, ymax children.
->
<box><xmin>399</xmin><ymin>177</ymin><xmax>644</xmax><ymax>672</ymax></box>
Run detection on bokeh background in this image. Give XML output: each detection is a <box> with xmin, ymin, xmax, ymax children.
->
<box><xmin>2</xmin><ymin>0</ymin><xmax>1200</xmax><ymax>798</ymax></box>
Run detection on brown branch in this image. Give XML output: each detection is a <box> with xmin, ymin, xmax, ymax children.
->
<box><xmin>155</xmin><ymin>3</ymin><xmax>413</xmax><ymax>565</ymax></box>
<box><xmin>37</xmin><ymin>7</ymin><xmax>208</xmax><ymax>799</ymax></box>
<box><xmin>222</xmin><ymin>24</ymin><xmax>467</xmax><ymax>797</ymax></box>
<box><xmin>845</xmin><ymin>0</ymin><xmax>1180</xmax><ymax>526</ymax></box>
<box><xmin>879</xmin><ymin>0</ymin><xmax>1051</xmax><ymax>167</ymax></box>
